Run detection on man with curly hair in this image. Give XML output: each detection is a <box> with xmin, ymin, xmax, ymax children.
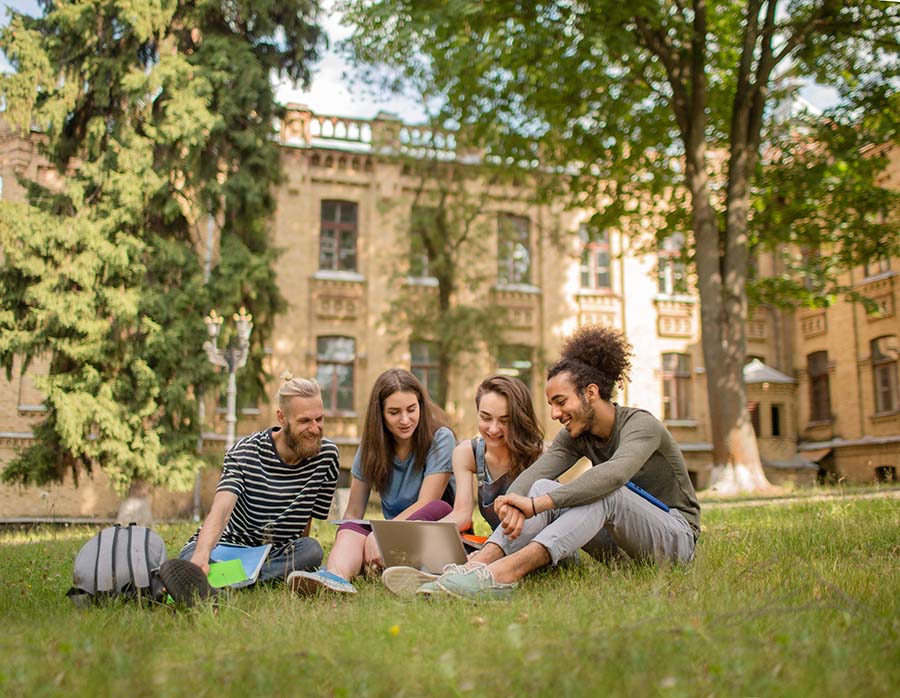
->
<box><xmin>419</xmin><ymin>326</ymin><xmax>700</xmax><ymax>600</ymax></box>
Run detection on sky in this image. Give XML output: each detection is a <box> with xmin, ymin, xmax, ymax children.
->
<box><xmin>1</xmin><ymin>0</ymin><xmax>835</xmax><ymax>121</ymax></box>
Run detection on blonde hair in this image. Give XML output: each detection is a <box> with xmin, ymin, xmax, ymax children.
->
<box><xmin>277</xmin><ymin>370</ymin><xmax>320</xmax><ymax>409</ymax></box>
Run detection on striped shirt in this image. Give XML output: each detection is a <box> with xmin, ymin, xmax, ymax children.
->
<box><xmin>187</xmin><ymin>428</ymin><xmax>340</xmax><ymax>555</ymax></box>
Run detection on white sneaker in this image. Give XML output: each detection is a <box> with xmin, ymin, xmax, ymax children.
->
<box><xmin>381</xmin><ymin>566</ymin><xmax>439</xmax><ymax>596</ymax></box>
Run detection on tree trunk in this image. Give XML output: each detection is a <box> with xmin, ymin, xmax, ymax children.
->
<box><xmin>690</xmin><ymin>173</ymin><xmax>773</xmax><ymax>494</ymax></box>
<box><xmin>700</xmin><ymin>311</ymin><xmax>772</xmax><ymax>494</ymax></box>
<box><xmin>116</xmin><ymin>479</ymin><xmax>154</xmax><ymax>527</ymax></box>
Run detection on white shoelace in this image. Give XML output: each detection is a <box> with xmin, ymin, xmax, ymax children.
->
<box><xmin>464</xmin><ymin>564</ymin><xmax>497</xmax><ymax>585</ymax></box>
<box><xmin>440</xmin><ymin>561</ymin><xmax>487</xmax><ymax>578</ymax></box>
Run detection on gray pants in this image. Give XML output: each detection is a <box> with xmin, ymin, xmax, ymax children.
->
<box><xmin>487</xmin><ymin>479</ymin><xmax>695</xmax><ymax>566</ymax></box>
<box><xmin>179</xmin><ymin>538</ymin><xmax>323</xmax><ymax>584</ymax></box>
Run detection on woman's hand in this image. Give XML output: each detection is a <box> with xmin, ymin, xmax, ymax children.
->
<box><xmin>363</xmin><ymin>531</ymin><xmax>383</xmax><ymax>570</ymax></box>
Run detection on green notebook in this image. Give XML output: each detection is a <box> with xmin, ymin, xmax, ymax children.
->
<box><xmin>207</xmin><ymin>558</ymin><xmax>249</xmax><ymax>588</ymax></box>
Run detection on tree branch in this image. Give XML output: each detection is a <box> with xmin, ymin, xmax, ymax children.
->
<box><xmin>747</xmin><ymin>0</ymin><xmax>779</xmax><ymax>152</ymax></box>
<box><xmin>633</xmin><ymin>15</ymin><xmax>691</xmax><ymax>142</ymax></box>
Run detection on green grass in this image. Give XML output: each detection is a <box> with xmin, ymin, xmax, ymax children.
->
<box><xmin>1</xmin><ymin>498</ymin><xmax>898</xmax><ymax>697</ymax></box>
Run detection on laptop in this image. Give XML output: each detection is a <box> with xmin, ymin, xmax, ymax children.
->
<box><xmin>369</xmin><ymin>520</ymin><xmax>468</xmax><ymax>574</ymax></box>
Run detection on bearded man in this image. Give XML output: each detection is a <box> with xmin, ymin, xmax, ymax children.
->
<box><xmin>166</xmin><ymin>375</ymin><xmax>340</xmax><ymax>599</ymax></box>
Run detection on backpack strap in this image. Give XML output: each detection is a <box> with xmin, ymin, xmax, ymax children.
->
<box><xmin>110</xmin><ymin>524</ymin><xmax>120</xmax><ymax>592</ymax></box>
<box><xmin>92</xmin><ymin>527</ymin><xmax>105</xmax><ymax>594</ymax></box>
<box><xmin>143</xmin><ymin>526</ymin><xmax>153</xmax><ymax>587</ymax></box>
<box><xmin>125</xmin><ymin>523</ymin><xmax>136</xmax><ymax>592</ymax></box>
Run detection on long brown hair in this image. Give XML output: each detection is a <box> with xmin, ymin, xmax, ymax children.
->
<box><xmin>360</xmin><ymin>368</ymin><xmax>448</xmax><ymax>495</ymax></box>
<box><xmin>475</xmin><ymin>375</ymin><xmax>544</xmax><ymax>478</ymax></box>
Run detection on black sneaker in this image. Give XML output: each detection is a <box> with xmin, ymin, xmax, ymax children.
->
<box><xmin>158</xmin><ymin>559</ymin><xmax>217</xmax><ymax>607</ymax></box>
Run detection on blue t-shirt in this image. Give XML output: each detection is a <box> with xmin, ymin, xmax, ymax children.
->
<box><xmin>351</xmin><ymin>426</ymin><xmax>455</xmax><ymax>519</ymax></box>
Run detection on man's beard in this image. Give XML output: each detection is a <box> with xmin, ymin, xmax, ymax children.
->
<box><xmin>569</xmin><ymin>394</ymin><xmax>596</xmax><ymax>438</ymax></box>
<box><xmin>283</xmin><ymin>423</ymin><xmax>322</xmax><ymax>462</ymax></box>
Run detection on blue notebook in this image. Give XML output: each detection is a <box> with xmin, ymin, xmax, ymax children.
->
<box><xmin>209</xmin><ymin>543</ymin><xmax>272</xmax><ymax>588</ymax></box>
<box><xmin>626</xmin><ymin>481</ymin><xmax>670</xmax><ymax>512</ymax></box>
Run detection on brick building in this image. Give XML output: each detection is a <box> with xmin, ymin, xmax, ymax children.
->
<box><xmin>1</xmin><ymin>107</ymin><xmax>897</xmax><ymax>519</ymax></box>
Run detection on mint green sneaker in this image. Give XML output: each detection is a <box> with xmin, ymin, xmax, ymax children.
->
<box><xmin>426</xmin><ymin>565</ymin><xmax>516</xmax><ymax>601</ymax></box>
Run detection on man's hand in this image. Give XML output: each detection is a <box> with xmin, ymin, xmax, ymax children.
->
<box><xmin>189</xmin><ymin>552</ymin><xmax>211</xmax><ymax>576</ymax></box>
<box><xmin>494</xmin><ymin>493</ymin><xmax>534</xmax><ymax>540</ymax></box>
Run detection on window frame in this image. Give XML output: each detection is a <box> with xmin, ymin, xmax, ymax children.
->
<box><xmin>807</xmin><ymin>351</ymin><xmax>832</xmax><ymax>423</ymax></box>
<box><xmin>319</xmin><ymin>200</ymin><xmax>359</xmax><ymax>272</ymax></box>
<box><xmin>410</xmin><ymin>339</ymin><xmax>442</xmax><ymax>404</ymax></box>
<box><xmin>497</xmin><ymin>214</ymin><xmax>532</xmax><ymax>286</ymax></box>
<box><xmin>579</xmin><ymin>224</ymin><xmax>612</xmax><ymax>291</ymax></box>
<box><xmin>316</xmin><ymin>335</ymin><xmax>356</xmax><ymax>413</ymax></box>
<box><xmin>863</xmin><ymin>256</ymin><xmax>891</xmax><ymax>279</ymax></box>
<box><xmin>657</xmin><ymin>234</ymin><xmax>689</xmax><ymax>296</ymax></box>
<box><xmin>661</xmin><ymin>352</ymin><xmax>692</xmax><ymax>421</ymax></box>
<box><xmin>408</xmin><ymin>205</ymin><xmax>438</xmax><ymax>279</ymax></box>
<box><xmin>770</xmin><ymin>403</ymin><xmax>783</xmax><ymax>437</ymax></box>
<box><xmin>497</xmin><ymin>344</ymin><xmax>534</xmax><ymax>393</ymax></box>
<box><xmin>871</xmin><ymin>336</ymin><xmax>899</xmax><ymax>414</ymax></box>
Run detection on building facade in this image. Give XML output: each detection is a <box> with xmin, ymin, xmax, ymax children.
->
<box><xmin>1</xmin><ymin>107</ymin><xmax>897</xmax><ymax>519</ymax></box>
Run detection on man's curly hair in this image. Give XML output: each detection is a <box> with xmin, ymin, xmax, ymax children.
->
<box><xmin>547</xmin><ymin>325</ymin><xmax>633</xmax><ymax>400</ymax></box>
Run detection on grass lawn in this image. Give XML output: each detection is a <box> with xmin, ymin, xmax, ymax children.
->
<box><xmin>1</xmin><ymin>496</ymin><xmax>898</xmax><ymax>698</ymax></box>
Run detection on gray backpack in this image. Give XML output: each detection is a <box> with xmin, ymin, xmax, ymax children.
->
<box><xmin>67</xmin><ymin>523</ymin><xmax>168</xmax><ymax>606</ymax></box>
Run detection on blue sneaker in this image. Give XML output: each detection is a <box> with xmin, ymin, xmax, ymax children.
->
<box><xmin>287</xmin><ymin>569</ymin><xmax>357</xmax><ymax>595</ymax></box>
<box><xmin>418</xmin><ymin>564</ymin><xmax>516</xmax><ymax>601</ymax></box>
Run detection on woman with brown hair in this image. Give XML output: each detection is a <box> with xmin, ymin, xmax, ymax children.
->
<box><xmin>445</xmin><ymin>375</ymin><xmax>543</xmax><ymax>533</ymax></box>
<box><xmin>381</xmin><ymin>374</ymin><xmax>543</xmax><ymax>595</ymax></box>
<box><xmin>289</xmin><ymin>368</ymin><xmax>455</xmax><ymax>595</ymax></box>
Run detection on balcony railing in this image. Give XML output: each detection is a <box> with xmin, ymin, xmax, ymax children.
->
<box><xmin>276</xmin><ymin>104</ymin><xmax>465</xmax><ymax>161</ymax></box>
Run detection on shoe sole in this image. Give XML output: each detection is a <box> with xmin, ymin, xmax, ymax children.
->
<box><xmin>381</xmin><ymin>566</ymin><xmax>438</xmax><ymax>596</ymax></box>
<box><xmin>158</xmin><ymin>559</ymin><xmax>217</xmax><ymax>607</ymax></box>
<box><xmin>426</xmin><ymin>579</ymin><xmax>514</xmax><ymax>602</ymax></box>
<box><xmin>287</xmin><ymin>572</ymin><xmax>357</xmax><ymax>595</ymax></box>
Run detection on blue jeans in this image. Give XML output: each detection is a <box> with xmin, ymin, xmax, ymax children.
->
<box><xmin>179</xmin><ymin>538</ymin><xmax>323</xmax><ymax>584</ymax></box>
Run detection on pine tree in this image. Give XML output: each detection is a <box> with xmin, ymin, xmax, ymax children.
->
<box><xmin>0</xmin><ymin>1</ymin><xmax>323</xmax><ymax>499</ymax></box>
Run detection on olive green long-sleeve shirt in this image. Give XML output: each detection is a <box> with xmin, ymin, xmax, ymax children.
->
<box><xmin>508</xmin><ymin>404</ymin><xmax>701</xmax><ymax>537</ymax></box>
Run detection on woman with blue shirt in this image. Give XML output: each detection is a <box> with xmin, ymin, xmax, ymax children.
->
<box><xmin>289</xmin><ymin>368</ymin><xmax>454</xmax><ymax>594</ymax></box>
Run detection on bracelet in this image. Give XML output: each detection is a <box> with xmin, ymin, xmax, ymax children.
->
<box><xmin>531</xmin><ymin>496</ymin><xmax>537</xmax><ymax>516</ymax></box>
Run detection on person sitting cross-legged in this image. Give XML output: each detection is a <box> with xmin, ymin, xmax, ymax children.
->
<box><xmin>160</xmin><ymin>374</ymin><xmax>340</xmax><ymax>605</ymax></box>
<box><xmin>418</xmin><ymin>326</ymin><xmax>701</xmax><ymax>601</ymax></box>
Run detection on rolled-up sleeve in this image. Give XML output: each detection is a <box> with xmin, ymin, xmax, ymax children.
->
<box><xmin>423</xmin><ymin>427</ymin><xmax>455</xmax><ymax>475</ymax></box>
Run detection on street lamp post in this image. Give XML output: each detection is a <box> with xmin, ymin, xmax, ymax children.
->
<box><xmin>203</xmin><ymin>307</ymin><xmax>253</xmax><ymax>450</ymax></box>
